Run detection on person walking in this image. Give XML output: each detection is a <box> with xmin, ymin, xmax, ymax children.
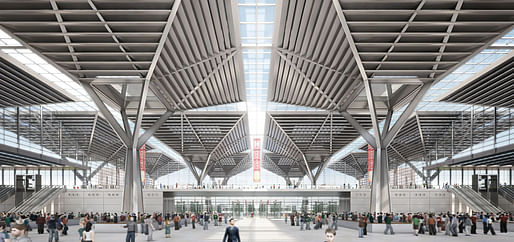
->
<box><xmin>444</xmin><ymin>215</ymin><xmax>451</xmax><ymax>236</ymax></box>
<box><xmin>332</xmin><ymin>213</ymin><xmax>338</xmax><ymax>230</ymax></box>
<box><xmin>82</xmin><ymin>223</ymin><xmax>94</xmax><ymax>242</ymax></box>
<box><xmin>451</xmin><ymin>216</ymin><xmax>458</xmax><ymax>236</ymax></box>
<box><xmin>464</xmin><ymin>214</ymin><xmax>471</xmax><ymax>236</ymax></box>
<box><xmin>203</xmin><ymin>213</ymin><xmax>209</xmax><ymax>230</ymax></box>
<box><xmin>412</xmin><ymin>215</ymin><xmax>420</xmax><ymax>236</ymax></box>
<box><xmin>305</xmin><ymin>214</ymin><xmax>311</xmax><ymax>230</ymax></box>
<box><xmin>124</xmin><ymin>216</ymin><xmax>137</xmax><ymax>242</ymax></box>
<box><xmin>384</xmin><ymin>214</ymin><xmax>394</xmax><ymax>235</ymax></box>
<box><xmin>11</xmin><ymin>224</ymin><xmax>32</xmax><ymax>242</ymax></box>
<box><xmin>486</xmin><ymin>216</ymin><xmax>496</xmax><ymax>235</ymax></box>
<box><xmin>145</xmin><ymin>215</ymin><xmax>155</xmax><ymax>241</ymax></box>
<box><xmin>61</xmin><ymin>215</ymin><xmax>68</xmax><ymax>236</ymax></box>
<box><xmin>78</xmin><ymin>220</ymin><xmax>85</xmax><ymax>242</ymax></box>
<box><xmin>192</xmin><ymin>214</ymin><xmax>196</xmax><ymax>229</ymax></box>
<box><xmin>222</xmin><ymin>218</ymin><xmax>241</xmax><ymax>242</ymax></box>
<box><xmin>471</xmin><ymin>214</ymin><xmax>477</xmax><ymax>234</ymax></box>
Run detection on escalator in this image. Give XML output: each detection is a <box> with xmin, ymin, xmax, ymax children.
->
<box><xmin>499</xmin><ymin>185</ymin><xmax>514</xmax><ymax>203</ymax></box>
<box><xmin>448</xmin><ymin>186</ymin><xmax>504</xmax><ymax>213</ymax></box>
<box><xmin>9</xmin><ymin>186</ymin><xmax>65</xmax><ymax>213</ymax></box>
<box><xmin>0</xmin><ymin>185</ymin><xmax>15</xmax><ymax>203</ymax></box>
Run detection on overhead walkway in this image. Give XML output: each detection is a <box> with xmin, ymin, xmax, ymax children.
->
<box><xmin>0</xmin><ymin>185</ymin><xmax>14</xmax><ymax>203</ymax></box>
<box><xmin>448</xmin><ymin>186</ymin><xmax>503</xmax><ymax>213</ymax></box>
<box><xmin>9</xmin><ymin>186</ymin><xmax>65</xmax><ymax>213</ymax></box>
<box><xmin>499</xmin><ymin>186</ymin><xmax>514</xmax><ymax>203</ymax></box>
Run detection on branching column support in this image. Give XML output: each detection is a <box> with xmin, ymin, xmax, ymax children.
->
<box><xmin>79</xmin><ymin>0</ymin><xmax>181</xmax><ymax>214</ymax></box>
<box><xmin>333</xmin><ymin>0</ymin><xmax>433</xmax><ymax>213</ymax></box>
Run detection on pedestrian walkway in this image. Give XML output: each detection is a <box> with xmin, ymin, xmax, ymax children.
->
<box><xmin>27</xmin><ymin>218</ymin><xmax>513</xmax><ymax>241</ymax></box>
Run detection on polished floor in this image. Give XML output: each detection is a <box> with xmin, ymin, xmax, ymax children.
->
<box><xmin>28</xmin><ymin>218</ymin><xmax>512</xmax><ymax>242</ymax></box>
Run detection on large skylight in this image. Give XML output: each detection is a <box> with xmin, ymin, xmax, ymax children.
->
<box><xmin>237</xmin><ymin>0</ymin><xmax>276</xmax><ymax>183</ymax></box>
<box><xmin>0</xmin><ymin>27</ymin><xmax>187</xmax><ymax>172</ymax></box>
<box><xmin>239</xmin><ymin>1</ymin><xmax>275</xmax><ymax>47</ymax></box>
<box><xmin>0</xmin><ymin>28</ymin><xmax>89</xmax><ymax>102</ymax></box>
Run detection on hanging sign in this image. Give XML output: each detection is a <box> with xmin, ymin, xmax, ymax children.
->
<box><xmin>253</xmin><ymin>138</ymin><xmax>261</xmax><ymax>183</ymax></box>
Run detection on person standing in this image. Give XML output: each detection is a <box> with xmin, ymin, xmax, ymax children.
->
<box><xmin>332</xmin><ymin>213</ymin><xmax>338</xmax><ymax>230</ymax></box>
<box><xmin>82</xmin><ymin>222</ymin><xmax>94</xmax><ymax>242</ymax></box>
<box><xmin>124</xmin><ymin>216</ymin><xmax>137</xmax><ymax>242</ymax></box>
<box><xmin>192</xmin><ymin>214</ymin><xmax>196</xmax><ymax>229</ymax></box>
<box><xmin>222</xmin><ymin>218</ymin><xmax>241</xmax><ymax>242</ymax></box>
<box><xmin>213</xmin><ymin>213</ymin><xmax>218</xmax><ymax>227</ymax></box>
<box><xmin>164</xmin><ymin>220</ymin><xmax>171</xmax><ymax>238</ymax></box>
<box><xmin>358</xmin><ymin>216</ymin><xmax>365</xmax><ymax>238</ymax></box>
<box><xmin>0</xmin><ymin>224</ymin><xmax>10</xmax><ymax>242</ymax></box>
<box><xmin>173</xmin><ymin>214</ymin><xmax>180</xmax><ymax>230</ymax></box>
<box><xmin>428</xmin><ymin>214</ymin><xmax>436</xmax><ymax>235</ymax></box>
<box><xmin>47</xmin><ymin>215</ymin><xmax>59</xmax><ymax>242</ymax></box>
<box><xmin>384</xmin><ymin>214</ymin><xmax>394</xmax><ymax>235</ymax></box>
<box><xmin>500</xmin><ymin>213</ymin><xmax>508</xmax><ymax>233</ymax></box>
<box><xmin>36</xmin><ymin>215</ymin><xmax>45</xmax><ymax>234</ymax></box>
<box><xmin>11</xmin><ymin>224</ymin><xmax>32</xmax><ymax>242</ymax></box>
<box><xmin>325</xmin><ymin>228</ymin><xmax>336</xmax><ymax>242</ymax></box>
<box><xmin>471</xmin><ymin>214</ymin><xmax>477</xmax><ymax>234</ymax></box>
<box><xmin>362</xmin><ymin>215</ymin><xmax>368</xmax><ymax>235</ymax></box>
<box><xmin>482</xmin><ymin>215</ymin><xmax>488</xmax><ymax>234</ymax></box>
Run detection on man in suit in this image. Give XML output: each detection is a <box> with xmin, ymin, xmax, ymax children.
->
<box><xmin>223</xmin><ymin>218</ymin><xmax>241</xmax><ymax>242</ymax></box>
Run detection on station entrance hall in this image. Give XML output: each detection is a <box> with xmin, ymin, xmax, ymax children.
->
<box><xmin>0</xmin><ymin>0</ymin><xmax>513</xmax><ymax>241</ymax></box>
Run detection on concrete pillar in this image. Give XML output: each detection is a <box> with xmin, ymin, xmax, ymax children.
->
<box><xmin>370</xmin><ymin>147</ymin><xmax>391</xmax><ymax>213</ymax></box>
<box><xmin>122</xmin><ymin>147</ymin><xmax>144</xmax><ymax>213</ymax></box>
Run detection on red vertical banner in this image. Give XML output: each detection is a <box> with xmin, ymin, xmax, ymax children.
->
<box><xmin>139</xmin><ymin>145</ymin><xmax>146</xmax><ymax>183</ymax></box>
<box><xmin>367</xmin><ymin>144</ymin><xmax>374</xmax><ymax>184</ymax></box>
<box><xmin>253</xmin><ymin>138</ymin><xmax>261</xmax><ymax>183</ymax></box>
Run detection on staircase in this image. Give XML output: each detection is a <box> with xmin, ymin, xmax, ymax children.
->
<box><xmin>8</xmin><ymin>186</ymin><xmax>65</xmax><ymax>213</ymax></box>
<box><xmin>448</xmin><ymin>186</ymin><xmax>503</xmax><ymax>213</ymax></box>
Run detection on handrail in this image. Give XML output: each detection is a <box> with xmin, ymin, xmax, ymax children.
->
<box><xmin>448</xmin><ymin>186</ymin><xmax>503</xmax><ymax>213</ymax></box>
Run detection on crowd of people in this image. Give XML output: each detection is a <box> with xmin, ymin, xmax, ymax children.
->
<box><xmin>348</xmin><ymin>211</ymin><xmax>512</xmax><ymax>238</ymax></box>
<box><xmin>0</xmin><ymin>210</ymin><xmax>510</xmax><ymax>241</ymax></box>
<box><xmin>0</xmin><ymin>212</ymin><xmax>95</xmax><ymax>242</ymax></box>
